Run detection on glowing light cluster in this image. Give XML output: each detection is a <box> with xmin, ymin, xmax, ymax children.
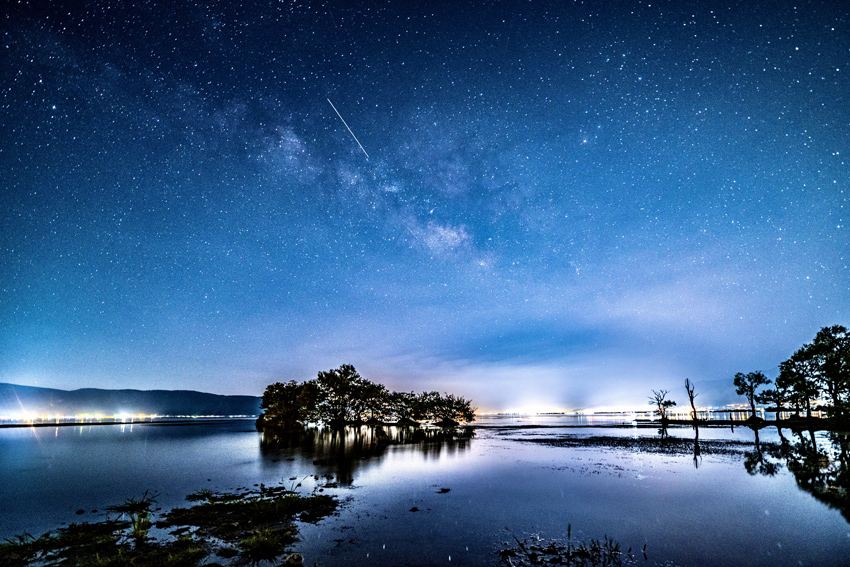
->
<box><xmin>0</xmin><ymin>412</ymin><xmax>161</xmax><ymax>424</ymax></box>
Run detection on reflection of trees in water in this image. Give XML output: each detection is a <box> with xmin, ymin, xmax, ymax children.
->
<box><xmin>260</xmin><ymin>425</ymin><xmax>474</xmax><ymax>485</ymax></box>
<box><xmin>742</xmin><ymin>428</ymin><xmax>782</xmax><ymax>476</ymax></box>
<box><xmin>745</xmin><ymin>426</ymin><xmax>850</xmax><ymax>523</ymax></box>
<box><xmin>692</xmin><ymin>425</ymin><xmax>702</xmax><ymax>469</ymax></box>
<box><xmin>784</xmin><ymin>429</ymin><xmax>850</xmax><ymax>523</ymax></box>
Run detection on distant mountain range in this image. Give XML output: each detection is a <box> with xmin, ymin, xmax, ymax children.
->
<box><xmin>0</xmin><ymin>383</ymin><xmax>261</xmax><ymax>417</ymax></box>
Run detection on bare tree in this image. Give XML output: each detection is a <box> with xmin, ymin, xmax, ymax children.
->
<box><xmin>684</xmin><ymin>378</ymin><xmax>699</xmax><ymax>421</ymax></box>
<box><xmin>648</xmin><ymin>389</ymin><xmax>676</xmax><ymax>421</ymax></box>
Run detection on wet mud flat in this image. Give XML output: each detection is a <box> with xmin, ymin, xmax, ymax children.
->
<box><xmin>511</xmin><ymin>432</ymin><xmax>776</xmax><ymax>457</ymax></box>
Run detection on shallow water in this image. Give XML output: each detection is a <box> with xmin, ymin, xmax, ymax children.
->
<box><xmin>1</xmin><ymin>417</ymin><xmax>848</xmax><ymax>566</ymax></box>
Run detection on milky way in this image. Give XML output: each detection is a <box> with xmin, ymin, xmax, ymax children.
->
<box><xmin>1</xmin><ymin>1</ymin><xmax>847</xmax><ymax>411</ymax></box>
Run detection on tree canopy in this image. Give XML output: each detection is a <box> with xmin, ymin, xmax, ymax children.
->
<box><xmin>734</xmin><ymin>371</ymin><xmax>770</xmax><ymax>419</ymax></box>
<box><xmin>734</xmin><ymin>324</ymin><xmax>850</xmax><ymax>420</ymax></box>
<box><xmin>258</xmin><ymin>365</ymin><xmax>476</xmax><ymax>429</ymax></box>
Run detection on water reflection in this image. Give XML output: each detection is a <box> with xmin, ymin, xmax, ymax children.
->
<box><xmin>786</xmin><ymin>429</ymin><xmax>850</xmax><ymax>523</ymax></box>
<box><xmin>692</xmin><ymin>425</ymin><xmax>702</xmax><ymax>469</ymax></box>
<box><xmin>260</xmin><ymin>425</ymin><xmax>474</xmax><ymax>484</ymax></box>
<box><xmin>742</xmin><ymin>425</ymin><xmax>850</xmax><ymax>522</ymax></box>
<box><xmin>743</xmin><ymin>427</ymin><xmax>782</xmax><ymax>477</ymax></box>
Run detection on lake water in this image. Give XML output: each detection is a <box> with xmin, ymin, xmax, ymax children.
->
<box><xmin>1</xmin><ymin>416</ymin><xmax>848</xmax><ymax>566</ymax></box>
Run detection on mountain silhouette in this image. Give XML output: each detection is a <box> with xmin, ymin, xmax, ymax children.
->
<box><xmin>0</xmin><ymin>383</ymin><xmax>261</xmax><ymax>417</ymax></box>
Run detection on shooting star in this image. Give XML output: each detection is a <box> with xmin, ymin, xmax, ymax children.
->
<box><xmin>327</xmin><ymin>98</ymin><xmax>369</xmax><ymax>158</ymax></box>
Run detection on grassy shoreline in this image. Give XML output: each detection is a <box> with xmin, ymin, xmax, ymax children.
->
<box><xmin>0</xmin><ymin>485</ymin><xmax>336</xmax><ymax>567</ymax></box>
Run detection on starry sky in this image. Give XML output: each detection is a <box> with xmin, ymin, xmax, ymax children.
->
<box><xmin>1</xmin><ymin>0</ymin><xmax>847</xmax><ymax>412</ymax></box>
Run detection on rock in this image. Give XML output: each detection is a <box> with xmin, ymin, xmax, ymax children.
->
<box><xmin>282</xmin><ymin>553</ymin><xmax>304</xmax><ymax>566</ymax></box>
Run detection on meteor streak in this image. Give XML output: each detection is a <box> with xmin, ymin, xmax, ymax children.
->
<box><xmin>327</xmin><ymin>98</ymin><xmax>369</xmax><ymax>158</ymax></box>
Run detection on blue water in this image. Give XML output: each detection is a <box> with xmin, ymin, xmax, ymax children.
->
<box><xmin>1</xmin><ymin>416</ymin><xmax>848</xmax><ymax>566</ymax></box>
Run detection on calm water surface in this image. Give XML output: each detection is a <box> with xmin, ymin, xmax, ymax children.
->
<box><xmin>1</xmin><ymin>416</ymin><xmax>848</xmax><ymax>566</ymax></box>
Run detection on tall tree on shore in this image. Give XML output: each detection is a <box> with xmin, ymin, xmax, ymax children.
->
<box><xmin>315</xmin><ymin>364</ymin><xmax>366</xmax><ymax>426</ymax></box>
<box><xmin>259</xmin><ymin>380</ymin><xmax>318</xmax><ymax>429</ymax></box>
<box><xmin>734</xmin><ymin>371</ymin><xmax>771</xmax><ymax>419</ymax></box>
<box><xmin>387</xmin><ymin>391</ymin><xmax>421</xmax><ymax>422</ymax></box>
<box><xmin>684</xmin><ymin>379</ymin><xmax>699</xmax><ymax>421</ymax></box>
<box><xmin>358</xmin><ymin>381</ymin><xmax>391</xmax><ymax>422</ymax></box>
<box><xmin>808</xmin><ymin>325</ymin><xmax>850</xmax><ymax>418</ymax></box>
<box><xmin>776</xmin><ymin>351</ymin><xmax>819</xmax><ymax>418</ymax></box>
<box><xmin>427</xmin><ymin>392</ymin><xmax>477</xmax><ymax>425</ymax></box>
<box><xmin>756</xmin><ymin>382</ymin><xmax>791</xmax><ymax>420</ymax></box>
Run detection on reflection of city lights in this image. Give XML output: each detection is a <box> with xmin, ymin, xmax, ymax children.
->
<box><xmin>0</xmin><ymin>412</ymin><xmax>254</xmax><ymax>425</ymax></box>
<box><xmin>0</xmin><ymin>412</ymin><xmax>165</xmax><ymax>423</ymax></box>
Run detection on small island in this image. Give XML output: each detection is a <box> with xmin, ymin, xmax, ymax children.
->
<box><xmin>256</xmin><ymin>364</ymin><xmax>477</xmax><ymax>430</ymax></box>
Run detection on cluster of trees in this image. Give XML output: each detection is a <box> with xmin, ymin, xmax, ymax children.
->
<box><xmin>257</xmin><ymin>364</ymin><xmax>477</xmax><ymax>429</ymax></box>
<box><xmin>648</xmin><ymin>379</ymin><xmax>698</xmax><ymax>421</ymax></box>
<box><xmin>735</xmin><ymin>325</ymin><xmax>850</xmax><ymax>420</ymax></box>
<box><xmin>646</xmin><ymin>325</ymin><xmax>848</xmax><ymax>423</ymax></box>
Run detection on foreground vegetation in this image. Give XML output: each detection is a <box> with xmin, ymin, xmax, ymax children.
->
<box><xmin>0</xmin><ymin>486</ymin><xmax>336</xmax><ymax>567</ymax></box>
<box><xmin>257</xmin><ymin>364</ymin><xmax>476</xmax><ymax>429</ymax></box>
<box><xmin>498</xmin><ymin>525</ymin><xmax>640</xmax><ymax>567</ymax></box>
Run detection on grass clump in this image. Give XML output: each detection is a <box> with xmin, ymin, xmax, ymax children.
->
<box><xmin>106</xmin><ymin>490</ymin><xmax>158</xmax><ymax>540</ymax></box>
<box><xmin>498</xmin><ymin>525</ymin><xmax>638</xmax><ymax>567</ymax></box>
<box><xmin>0</xmin><ymin>520</ymin><xmax>206</xmax><ymax>567</ymax></box>
<box><xmin>238</xmin><ymin>527</ymin><xmax>288</xmax><ymax>566</ymax></box>
<box><xmin>160</xmin><ymin>487</ymin><xmax>335</xmax><ymax>542</ymax></box>
<box><xmin>0</xmin><ymin>532</ymin><xmax>40</xmax><ymax>566</ymax></box>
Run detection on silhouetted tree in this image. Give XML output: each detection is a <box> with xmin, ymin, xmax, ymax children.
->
<box><xmin>778</xmin><ymin>350</ymin><xmax>820</xmax><ymax>418</ymax></box>
<box><xmin>428</xmin><ymin>392</ymin><xmax>477</xmax><ymax>425</ymax></box>
<box><xmin>734</xmin><ymin>371</ymin><xmax>770</xmax><ymax>419</ymax></box>
<box><xmin>315</xmin><ymin>364</ymin><xmax>367</xmax><ymax>426</ymax></box>
<box><xmin>684</xmin><ymin>378</ymin><xmax>699</xmax><ymax>421</ymax></box>
<box><xmin>388</xmin><ymin>391</ymin><xmax>421</xmax><ymax>422</ymax></box>
<box><xmin>358</xmin><ymin>381</ymin><xmax>391</xmax><ymax>422</ymax></box>
<box><xmin>756</xmin><ymin>384</ymin><xmax>790</xmax><ymax>420</ymax></box>
<box><xmin>259</xmin><ymin>380</ymin><xmax>318</xmax><ymax>429</ymax></box>
<box><xmin>258</xmin><ymin>365</ymin><xmax>477</xmax><ymax>428</ymax></box>
<box><xmin>417</xmin><ymin>391</ymin><xmax>440</xmax><ymax>421</ymax></box>
<box><xmin>648</xmin><ymin>389</ymin><xmax>676</xmax><ymax>420</ymax></box>
<box><xmin>808</xmin><ymin>325</ymin><xmax>850</xmax><ymax>418</ymax></box>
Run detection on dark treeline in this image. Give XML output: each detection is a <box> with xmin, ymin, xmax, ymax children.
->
<box><xmin>256</xmin><ymin>364</ymin><xmax>476</xmax><ymax>429</ymax></box>
<box><xmin>734</xmin><ymin>324</ymin><xmax>850</xmax><ymax>421</ymax></box>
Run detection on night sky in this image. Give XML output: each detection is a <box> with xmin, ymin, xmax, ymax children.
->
<box><xmin>2</xmin><ymin>1</ymin><xmax>847</xmax><ymax>412</ymax></box>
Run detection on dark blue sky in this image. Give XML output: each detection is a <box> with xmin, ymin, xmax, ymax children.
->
<box><xmin>2</xmin><ymin>0</ymin><xmax>847</xmax><ymax>411</ymax></box>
